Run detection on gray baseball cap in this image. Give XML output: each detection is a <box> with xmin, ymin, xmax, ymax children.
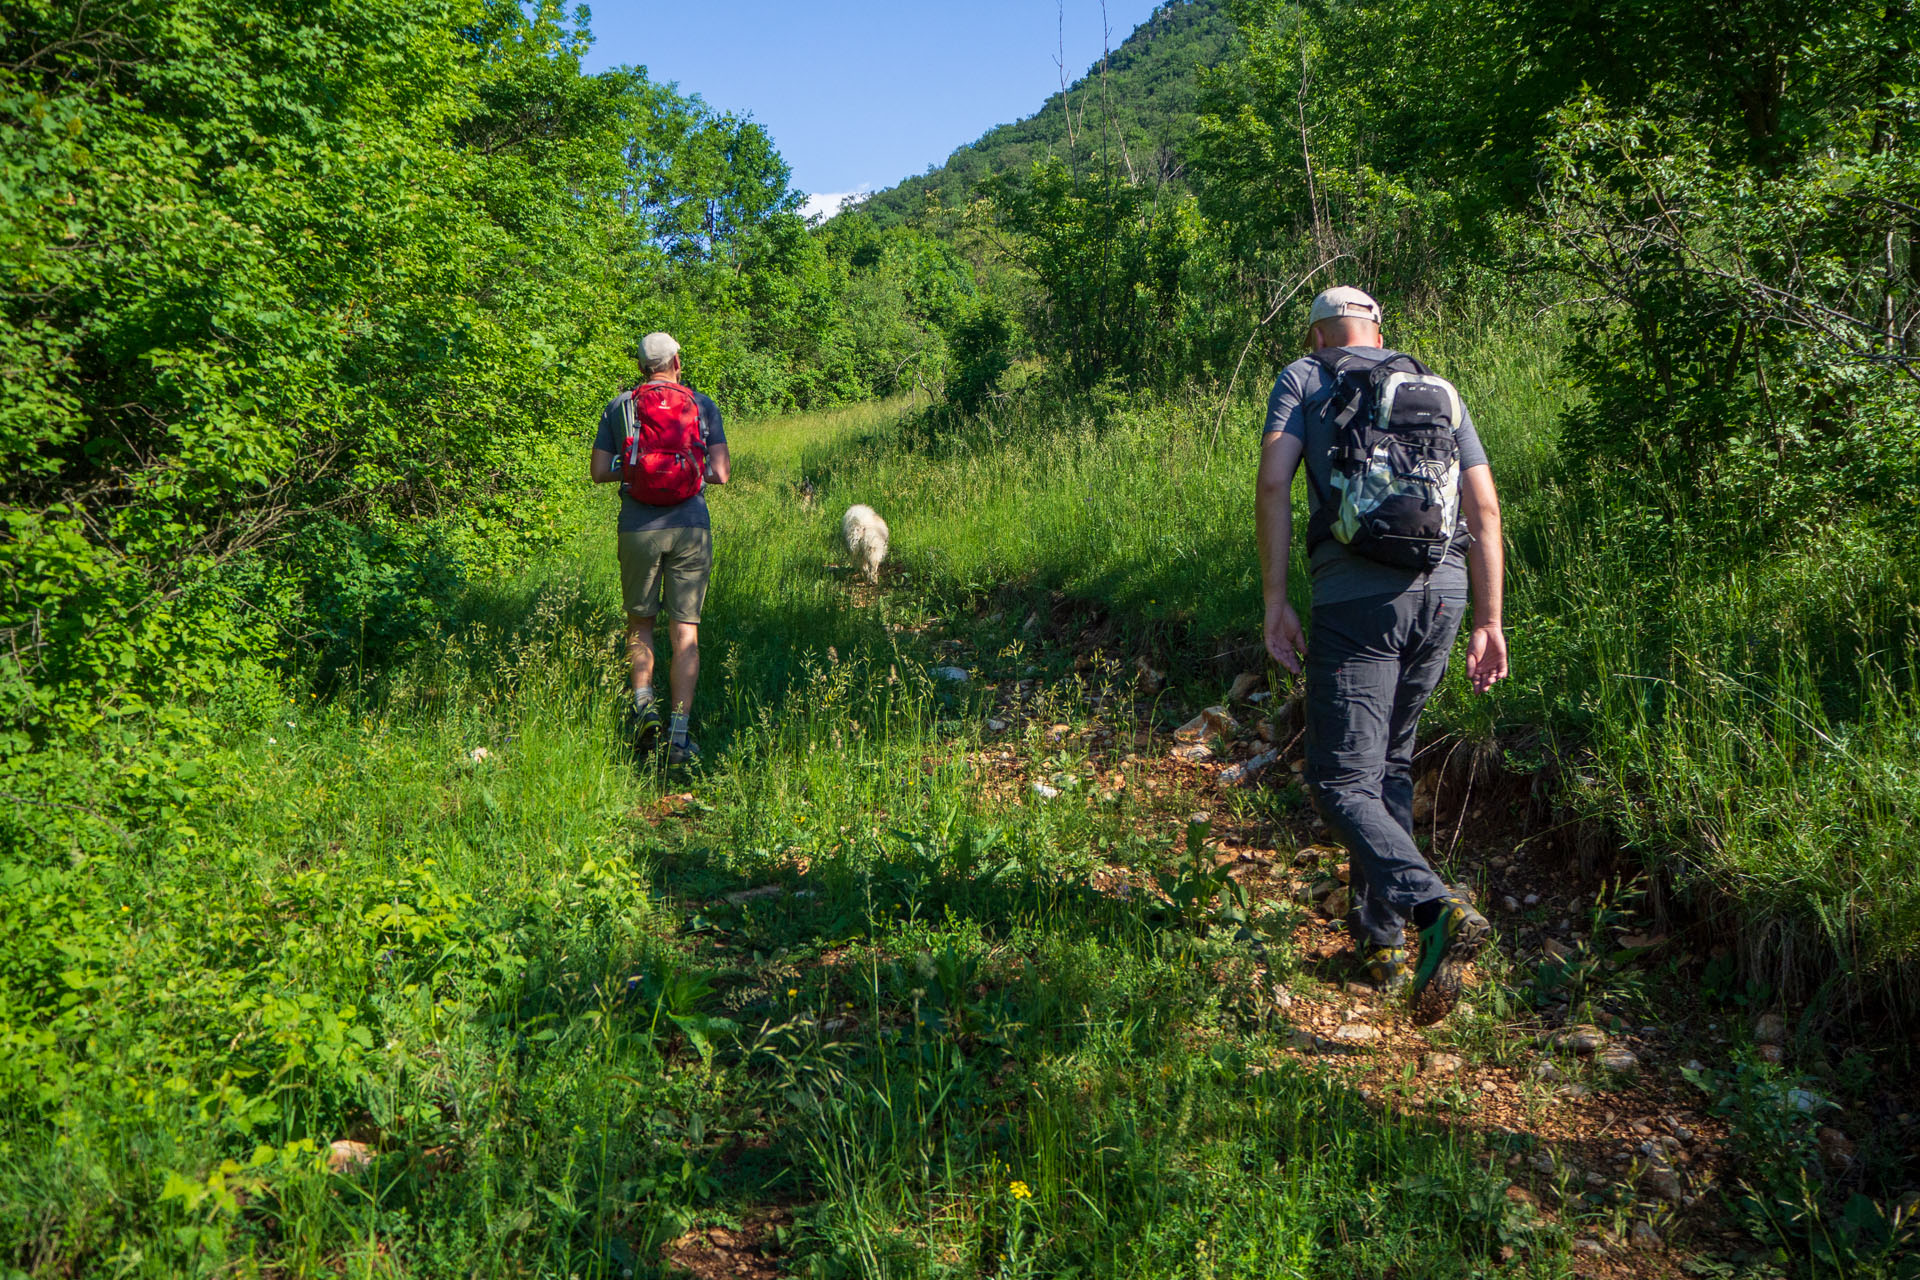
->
<box><xmin>1307</xmin><ymin>286</ymin><xmax>1382</xmax><ymax>327</ymax></box>
<box><xmin>638</xmin><ymin>331</ymin><xmax>681</xmax><ymax>371</ymax></box>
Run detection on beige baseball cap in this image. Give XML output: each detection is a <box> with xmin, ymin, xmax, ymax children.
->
<box><xmin>638</xmin><ymin>331</ymin><xmax>681</xmax><ymax>372</ymax></box>
<box><xmin>1307</xmin><ymin>286</ymin><xmax>1382</xmax><ymax>327</ymax></box>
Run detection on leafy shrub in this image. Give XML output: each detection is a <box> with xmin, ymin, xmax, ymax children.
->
<box><xmin>943</xmin><ymin>297</ymin><xmax>1018</xmax><ymax>415</ymax></box>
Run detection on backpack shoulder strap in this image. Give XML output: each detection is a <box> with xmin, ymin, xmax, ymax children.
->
<box><xmin>1377</xmin><ymin>350</ymin><xmax>1431</xmax><ymax>377</ymax></box>
<box><xmin>685</xmin><ymin>385</ymin><xmax>712</xmax><ymax>448</ymax></box>
<box><xmin>1307</xmin><ymin>350</ymin><xmax>1373</xmax><ymax>468</ymax></box>
<box><xmin>1306</xmin><ymin>348</ymin><xmax>1353</xmax><ymax>378</ymax></box>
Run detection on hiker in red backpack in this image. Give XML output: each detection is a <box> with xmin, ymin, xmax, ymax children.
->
<box><xmin>590</xmin><ymin>331</ymin><xmax>730</xmax><ymax>765</ymax></box>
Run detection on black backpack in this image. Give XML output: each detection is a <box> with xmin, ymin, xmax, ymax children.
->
<box><xmin>1304</xmin><ymin>349</ymin><xmax>1465</xmax><ymax>572</ymax></box>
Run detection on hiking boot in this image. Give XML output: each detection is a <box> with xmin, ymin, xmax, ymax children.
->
<box><xmin>1355</xmin><ymin>942</ymin><xmax>1412</xmax><ymax>995</ymax></box>
<box><xmin>625</xmin><ymin>700</ymin><xmax>661</xmax><ymax>748</ymax></box>
<box><xmin>667</xmin><ymin>736</ymin><xmax>701</xmax><ymax>767</ymax></box>
<box><xmin>1410</xmin><ymin>893</ymin><xmax>1491</xmax><ymax>1025</ymax></box>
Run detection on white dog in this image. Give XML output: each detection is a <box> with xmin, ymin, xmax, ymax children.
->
<box><xmin>843</xmin><ymin>504</ymin><xmax>889</xmax><ymax>583</ymax></box>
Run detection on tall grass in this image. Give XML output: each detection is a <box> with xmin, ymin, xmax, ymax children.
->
<box><xmin>6</xmin><ymin>314</ymin><xmax>1915</xmax><ymax>1275</ymax></box>
<box><xmin>760</xmin><ymin>320</ymin><xmax>1919</xmax><ymax>1018</ymax></box>
<box><xmin>0</xmin><ymin>534</ymin><xmax>1565</xmax><ymax>1275</ymax></box>
<box><xmin>678</xmin><ymin>315</ymin><xmax>1920</xmax><ymax>1020</ymax></box>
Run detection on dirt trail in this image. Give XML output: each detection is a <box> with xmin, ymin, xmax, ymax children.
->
<box><xmin>944</xmin><ymin>610</ymin><xmax>1765</xmax><ymax>1278</ymax></box>
<box><xmin>650</xmin><ymin>564</ymin><xmax>1898</xmax><ymax>1278</ymax></box>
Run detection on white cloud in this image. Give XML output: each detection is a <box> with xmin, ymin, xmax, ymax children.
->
<box><xmin>800</xmin><ymin>186</ymin><xmax>873</xmax><ymax>223</ymax></box>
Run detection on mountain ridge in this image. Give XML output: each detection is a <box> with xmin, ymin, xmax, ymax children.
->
<box><xmin>856</xmin><ymin>0</ymin><xmax>1236</xmax><ymax>227</ymax></box>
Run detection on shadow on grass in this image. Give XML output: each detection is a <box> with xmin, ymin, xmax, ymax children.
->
<box><xmin>463</xmin><ymin>826</ymin><xmax>1572</xmax><ymax>1278</ymax></box>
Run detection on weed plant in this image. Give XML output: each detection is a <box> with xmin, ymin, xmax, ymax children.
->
<box><xmin>6</xmin><ymin>318</ymin><xmax>1913</xmax><ymax>1275</ymax></box>
<box><xmin>0</xmin><ymin>564</ymin><xmax>1560</xmax><ymax>1276</ymax></box>
<box><xmin>797</xmin><ymin>318</ymin><xmax>1919</xmax><ymax>1017</ymax></box>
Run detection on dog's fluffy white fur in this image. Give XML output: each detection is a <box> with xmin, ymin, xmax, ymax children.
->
<box><xmin>843</xmin><ymin>504</ymin><xmax>889</xmax><ymax>583</ymax></box>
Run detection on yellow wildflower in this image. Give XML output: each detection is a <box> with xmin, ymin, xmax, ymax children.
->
<box><xmin>1008</xmin><ymin>1180</ymin><xmax>1032</xmax><ymax>1201</ymax></box>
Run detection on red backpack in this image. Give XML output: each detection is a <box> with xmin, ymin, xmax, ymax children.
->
<box><xmin>620</xmin><ymin>380</ymin><xmax>707</xmax><ymax>506</ymax></box>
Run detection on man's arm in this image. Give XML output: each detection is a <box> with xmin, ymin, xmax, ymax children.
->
<box><xmin>590</xmin><ymin>448</ymin><xmax>619</xmax><ymax>484</ymax></box>
<box><xmin>705</xmin><ymin>442</ymin><xmax>730</xmax><ymax>485</ymax></box>
<box><xmin>1256</xmin><ymin>431</ymin><xmax>1308</xmax><ymax>673</ymax></box>
<box><xmin>1459</xmin><ymin>463</ymin><xmax>1507</xmax><ymax>693</ymax></box>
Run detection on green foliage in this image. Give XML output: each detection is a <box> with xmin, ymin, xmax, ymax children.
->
<box><xmin>980</xmin><ymin>157</ymin><xmax>1204</xmax><ymax>394</ymax></box>
<box><xmin>1189</xmin><ymin>0</ymin><xmax>1490</xmax><ymax>313</ymax></box>
<box><xmin>5</xmin><ymin>0</ymin><xmax>1920</xmax><ymax>1265</ymax></box>
<box><xmin>1539</xmin><ymin>84</ymin><xmax>1919</xmax><ymax>551</ymax></box>
<box><xmin>0</xmin><ymin>0</ymin><xmax>978</xmax><ymax>863</ymax></box>
<box><xmin>1681</xmin><ymin>1056</ymin><xmax>1919</xmax><ymax>1276</ymax></box>
<box><xmin>1153</xmin><ymin>816</ymin><xmax>1252</xmax><ymax>937</ymax></box>
<box><xmin>640</xmin><ymin>210</ymin><xmax>971</xmax><ymax>416</ymax></box>
<box><xmin>943</xmin><ymin>296</ymin><xmax>1019</xmax><ymax>415</ymax></box>
<box><xmin>0</xmin><ymin>465</ymin><xmax>1565</xmax><ymax>1273</ymax></box>
<box><xmin>1</xmin><ymin>0</ymin><xmax>643</xmax><ymax>732</ymax></box>
<box><xmin>859</xmin><ymin>0</ymin><xmax>1239</xmax><ymax>228</ymax></box>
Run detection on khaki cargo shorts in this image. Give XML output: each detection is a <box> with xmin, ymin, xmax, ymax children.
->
<box><xmin>618</xmin><ymin>527</ymin><xmax>712</xmax><ymax>624</ymax></box>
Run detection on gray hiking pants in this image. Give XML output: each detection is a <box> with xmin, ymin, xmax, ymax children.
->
<box><xmin>1304</xmin><ymin>584</ymin><xmax>1465</xmax><ymax>948</ymax></box>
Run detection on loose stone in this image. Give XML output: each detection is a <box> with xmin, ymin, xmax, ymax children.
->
<box><xmin>1545</xmin><ymin>1024</ymin><xmax>1608</xmax><ymax>1054</ymax></box>
<box><xmin>1643</xmin><ymin>1167</ymin><xmax>1684</xmax><ymax>1203</ymax></box>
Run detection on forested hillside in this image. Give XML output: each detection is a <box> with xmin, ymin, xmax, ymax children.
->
<box><xmin>3</xmin><ymin>0</ymin><xmax>1918</xmax><ymax>1274</ymax></box>
<box><xmin>857</xmin><ymin>0</ymin><xmax>1237</xmax><ymax>226</ymax></box>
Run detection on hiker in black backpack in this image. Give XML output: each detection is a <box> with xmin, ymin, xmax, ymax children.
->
<box><xmin>1255</xmin><ymin>286</ymin><xmax>1508</xmax><ymax>1024</ymax></box>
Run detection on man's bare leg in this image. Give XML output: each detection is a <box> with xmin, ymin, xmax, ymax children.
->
<box><xmin>666</xmin><ymin>620</ymin><xmax>699</xmax><ymax>733</ymax></box>
<box><xmin>628</xmin><ymin>613</ymin><xmax>657</xmax><ymax>708</ymax></box>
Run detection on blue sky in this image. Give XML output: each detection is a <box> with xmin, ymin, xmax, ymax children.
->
<box><xmin>581</xmin><ymin>0</ymin><xmax>1168</xmax><ymax>217</ymax></box>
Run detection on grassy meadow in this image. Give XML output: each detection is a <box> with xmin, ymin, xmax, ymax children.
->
<box><xmin>4</xmin><ymin>319</ymin><xmax>1917</xmax><ymax>1277</ymax></box>
<box><xmin>766</xmin><ymin>322</ymin><xmax>1920</xmax><ymax>1012</ymax></box>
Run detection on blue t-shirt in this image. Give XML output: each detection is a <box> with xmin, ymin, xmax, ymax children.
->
<box><xmin>1263</xmin><ymin>346</ymin><xmax>1490</xmax><ymax>606</ymax></box>
<box><xmin>593</xmin><ymin>384</ymin><xmax>727</xmax><ymax>533</ymax></box>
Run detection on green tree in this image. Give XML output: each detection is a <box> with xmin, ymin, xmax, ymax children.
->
<box><xmin>981</xmin><ymin>158</ymin><xmax>1201</xmax><ymax>394</ymax></box>
<box><xmin>0</xmin><ymin>0</ymin><xmax>645</xmax><ymax>809</ymax></box>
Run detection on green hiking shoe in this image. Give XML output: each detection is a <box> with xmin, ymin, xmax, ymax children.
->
<box><xmin>667</xmin><ymin>735</ymin><xmax>701</xmax><ymax>767</ymax></box>
<box><xmin>625</xmin><ymin>699</ymin><xmax>661</xmax><ymax>749</ymax></box>
<box><xmin>1355</xmin><ymin>942</ymin><xmax>1412</xmax><ymax>995</ymax></box>
<box><xmin>1410</xmin><ymin>894</ymin><xmax>1491</xmax><ymax>1025</ymax></box>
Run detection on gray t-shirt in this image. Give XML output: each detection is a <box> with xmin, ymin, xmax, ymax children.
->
<box><xmin>1263</xmin><ymin>346</ymin><xmax>1489</xmax><ymax>605</ymax></box>
<box><xmin>593</xmin><ymin>385</ymin><xmax>727</xmax><ymax>533</ymax></box>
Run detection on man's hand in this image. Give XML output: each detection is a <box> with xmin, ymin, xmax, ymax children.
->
<box><xmin>1265</xmin><ymin>600</ymin><xmax>1307</xmax><ymax>674</ymax></box>
<box><xmin>1466</xmin><ymin>623</ymin><xmax>1507</xmax><ymax>694</ymax></box>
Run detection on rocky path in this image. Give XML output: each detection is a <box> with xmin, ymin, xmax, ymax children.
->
<box><xmin>944</xmin><ymin>610</ymin><xmax>1840</xmax><ymax>1278</ymax></box>
<box><xmin>651</xmin><ymin>572</ymin><xmax>1905</xmax><ymax>1278</ymax></box>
